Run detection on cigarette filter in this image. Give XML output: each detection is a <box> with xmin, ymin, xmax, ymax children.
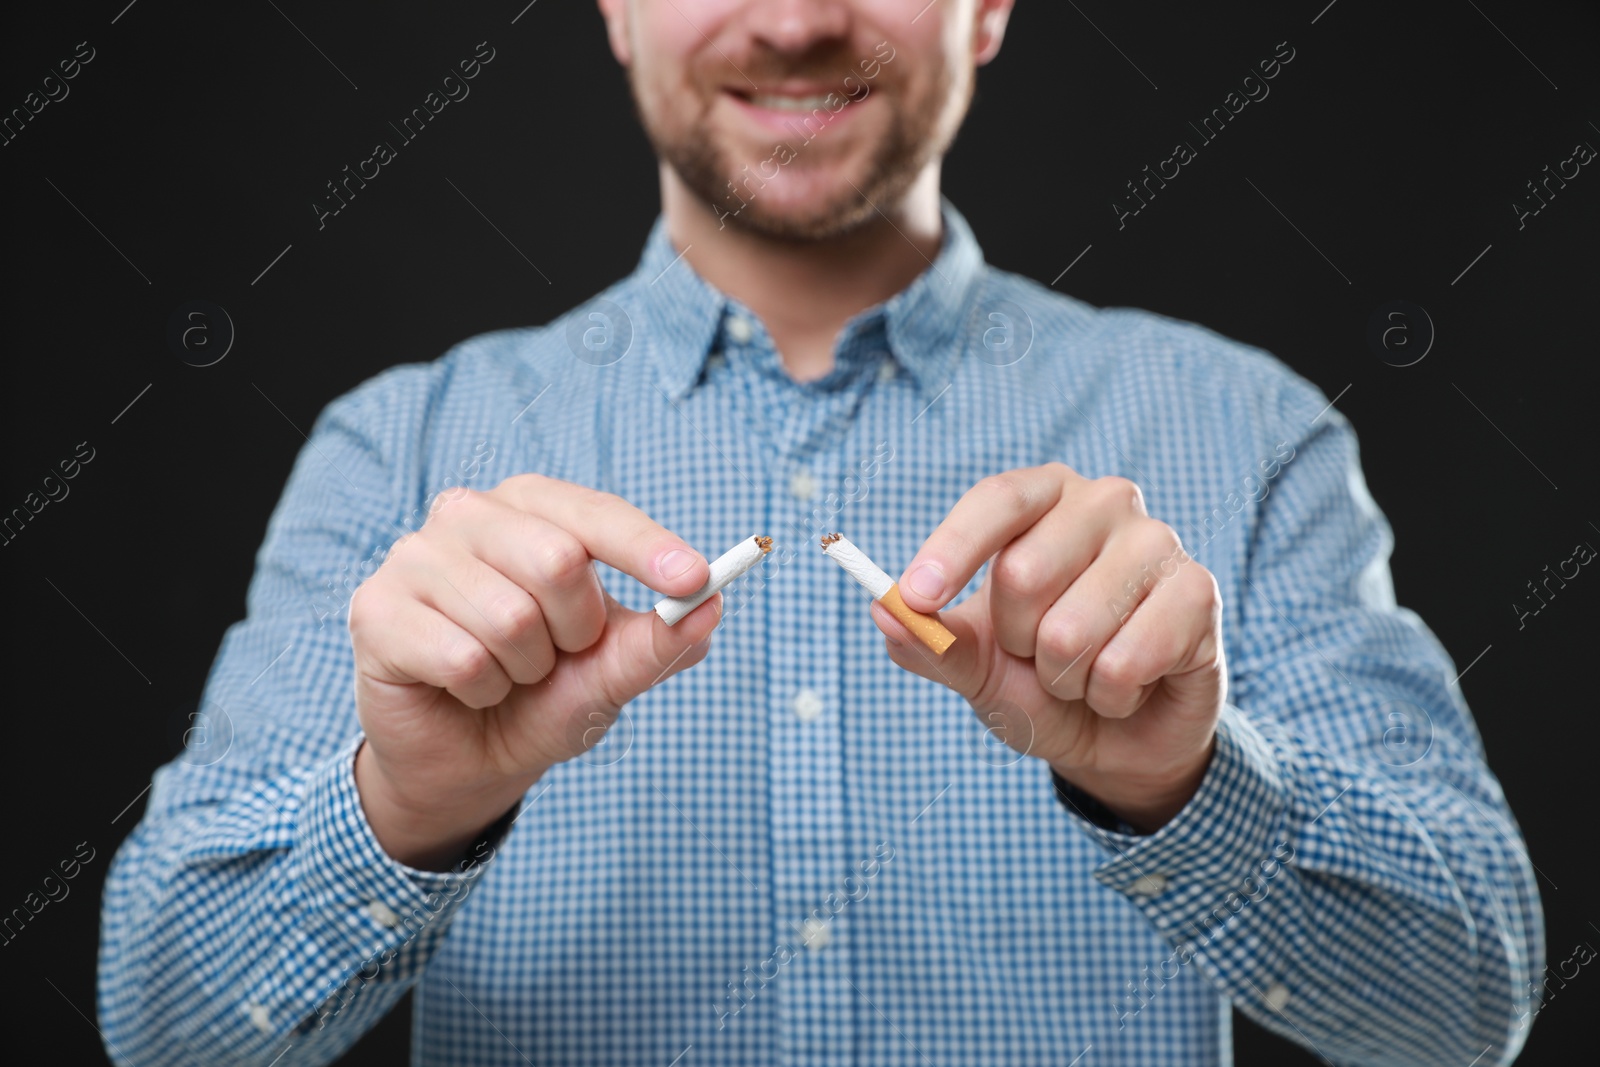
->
<box><xmin>654</xmin><ymin>535</ymin><xmax>773</xmax><ymax>625</ymax></box>
<box><xmin>821</xmin><ymin>533</ymin><xmax>957</xmax><ymax>655</ymax></box>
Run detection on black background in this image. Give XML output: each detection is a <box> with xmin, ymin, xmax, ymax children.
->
<box><xmin>3</xmin><ymin>1</ymin><xmax>1596</xmax><ymax>1063</ymax></box>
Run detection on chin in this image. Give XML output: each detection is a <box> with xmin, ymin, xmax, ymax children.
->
<box><xmin>720</xmin><ymin>181</ymin><xmax>883</xmax><ymax>241</ymax></box>
<box><xmin>706</xmin><ymin>145</ymin><xmax>880</xmax><ymax>237</ymax></box>
<box><xmin>718</xmin><ymin>187</ymin><xmax>880</xmax><ymax>241</ymax></box>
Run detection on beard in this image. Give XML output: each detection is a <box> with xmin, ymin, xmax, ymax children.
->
<box><xmin>627</xmin><ymin>53</ymin><xmax>968</xmax><ymax>242</ymax></box>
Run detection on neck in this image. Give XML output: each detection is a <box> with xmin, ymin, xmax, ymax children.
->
<box><xmin>660</xmin><ymin>164</ymin><xmax>945</xmax><ymax>382</ymax></box>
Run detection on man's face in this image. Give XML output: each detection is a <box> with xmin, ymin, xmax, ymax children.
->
<box><xmin>600</xmin><ymin>0</ymin><xmax>1007</xmax><ymax>241</ymax></box>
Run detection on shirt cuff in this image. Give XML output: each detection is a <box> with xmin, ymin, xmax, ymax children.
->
<box><xmin>1055</xmin><ymin>705</ymin><xmax>1295</xmax><ymax>935</ymax></box>
<box><xmin>244</xmin><ymin>734</ymin><xmax>505</xmax><ymax>1038</ymax></box>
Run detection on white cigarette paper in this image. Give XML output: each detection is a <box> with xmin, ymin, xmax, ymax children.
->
<box><xmin>818</xmin><ymin>534</ymin><xmax>895</xmax><ymax>599</ymax></box>
<box><xmin>821</xmin><ymin>532</ymin><xmax>957</xmax><ymax>655</ymax></box>
<box><xmin>654</xmin><ymin>535</ymin><xmax>773</xmax><ymax>625</ymax></box>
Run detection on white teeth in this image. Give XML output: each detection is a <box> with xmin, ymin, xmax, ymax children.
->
<box><xmin>749</xmin><ymin>93</ymin><xmax>832</xmax><ymax>112</ymax></box>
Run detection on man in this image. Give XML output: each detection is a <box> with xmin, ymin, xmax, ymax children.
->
<box><xmin>98</xmin><ymin>1</ymin><xmax>1543</xmax><ymax>1064</ymax></box>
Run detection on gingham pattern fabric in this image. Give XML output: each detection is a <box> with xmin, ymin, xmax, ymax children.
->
<box><xmin>98</xmin><ymin>199</ymin><xmax>1543</xmax><ymax>1066</ymax></box>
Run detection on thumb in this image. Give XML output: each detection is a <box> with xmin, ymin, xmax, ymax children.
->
<box><xmin>582</xmin><ymin>587</ymin><xmax>722</xmax><ymax>708</ymax></box>
<box><xmin>868</xmin><ymin>593</ymin><xmax>988</xmax><ymax>700</ymax></box>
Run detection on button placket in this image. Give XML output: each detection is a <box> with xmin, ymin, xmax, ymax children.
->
<box><xmin>765</xmin><ymin>426</ymin><xmax>853</xmax><ymax>1066</ymax></box>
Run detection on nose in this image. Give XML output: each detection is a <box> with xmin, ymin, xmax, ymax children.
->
<box><xmin>742</xmin><ymin>0</ymin><xmax>852</xmax><ymax>55</ymax></box>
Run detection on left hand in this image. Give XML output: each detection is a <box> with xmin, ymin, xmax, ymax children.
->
<box><xmin>870</xmin><ymin>463</ymin><xmax>1226</xmax><ymax>832</ymax></box>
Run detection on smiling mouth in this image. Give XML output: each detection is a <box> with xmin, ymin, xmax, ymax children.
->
<box><xmin>716</xmin><ymin>84</ymin><xmax>876</xmax><ymax>144</ymax></box>
<box><xmin>734</xmin><ymin>90</ymin><xmax>837</xmax><ymax>112</ymax></box>
<box><xmin>724</xmin><ymin>81</ymin><xmax>871</xmax><ymax>112</ymax></box>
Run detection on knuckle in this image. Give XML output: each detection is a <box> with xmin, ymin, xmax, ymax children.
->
<box><xmin>1096</xmin><ymin>475</ymin><xmax>1146</xmax><ymax>515</ymax></box>
<box><xmin>991</xmin><ymin>546</ymin><xmax>1050</xmax><ymax>599</ymax></box>
<box><xmin>348</xmin><ymin>582</ymin><xmax>375</xmax><ymax>624</ymax></box>
<box><xmin>496</xmin><ymin>472</ymin><xmax>573</xmax><ymax>515</ymax></box>
<box><xmin>981</xmin><ymin>470</ymin><xmax>1033</xmax><ymax>512</ymax></box>
<box><xmin>431</xmin><ymin>485</ymin><xmax>483</xmax><ymax>520</ymax></box>
<box><xmin>439</xmin><ymin>638</ymin><xmax>493</xmax><ymax>687</ymax></box>
<box><xmin>367</xmin><ymin>534</ymin><xmax>421</xmax><ymax>584</ymax></box>
<box><xmin>488</xmin><ymin>591</ymin><xmax>542</xmax><ymax>637</ymax></box>
<box><xmin>1136</xmin><ymin>518</ymin><xmax>1182</xmax><ymax>558</ymax></box>
<box><xmin>501</xmin><ymin>471</ymin><xmax>548</xmax><ymax>492</ymax></box>
<box><xmin>494</xmin><ymin>472</ymin><xmax>545</xmax><ymax>505</ymax></box>
<box><xmin>1184</xmin><ymin>566</ymin><xmax>1222</xmax><ymax>613</ymax></box>
<box><xmin>530</xmin><ymin>534</ymin><xmax>591</xmax><ymax>588</ymax></box>
<box><xmin>381</xmin><ymin>528</ymin><xmax>422</xmax><ymax>564</ymax></box>
<box><xmin>1154</xmin><ymin>538</ymin><xmax>1191</xmax><ymax>579</ymax></box>
<box><xmin>348</xmin><ymin>580</ymin><xmax>395</xmax><ymax>634</ymax></box>
<box><xmin>1092</xmin><ymin>645</ymin><xmax>1142</xmax><ymax>693</ymax></box>
<box><xmin>1037</xmin><ymin>611</ymin><xmax>1090</xmax><ymax>663</ymax></box>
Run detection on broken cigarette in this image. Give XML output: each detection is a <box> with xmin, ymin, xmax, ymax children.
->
<box><xmin>820</xmin><ymin>533</ymin><xmax>957</xmax><ymax>655</ymax></box>
<box><xmin>654</xmin><ymin>535</ymin><xmax>773</xmax><ymax>625</ymax></box>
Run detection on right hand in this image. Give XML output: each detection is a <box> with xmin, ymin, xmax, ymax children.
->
<box><xmin>348</xmin><ymin>474</ymin><xmax>720</xmax><ymax>869</ymax></box>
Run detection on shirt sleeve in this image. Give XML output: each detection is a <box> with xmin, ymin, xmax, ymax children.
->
<box><xmin>96</xmin><ymin>361</ymin><xmax>506</xmax><ymax>1067</ymax></box>
<box><xmin>1054</xmin><ymin>391</ymin><xmax>1545</xmax><ymax>1067</ymax></box>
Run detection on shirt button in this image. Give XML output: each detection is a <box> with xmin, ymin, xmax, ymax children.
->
<box><xmin>726</xmin><ymin>315</ymin><xmax>753</xmax><ymax>343</ymax></box>
<box><xmin>1127</xmin><ymin>873</ymin><xmax>1168</xmax><ymax>896</ymax></box>
<box><xmin>1264</xmin><ymin>983</ymin><xmax>1291</xmax><ymax>1012</ymax></box>
<box><xmin>247</xmin><ymin>1003</ymin><xmax>272</xmax><ymax>1034</ymax></box>
<box><xmin>788</xmin><ymin>471</ymin><xmax>817</xmax><ymax>501</ymax></box>
<box><xmin>366</xmin><ymin>900</ymin><xmax>401</xmax><ymax>928</ymax></box>
<box><xmin>799</xmin><ymin>917</ymin><xmax>830</xmax><ymax>951</ymax></box>
<box><xmin>878</xmin><ymin>357</ymin><xmax>897</xmax><ymax>381</ymax></box>
<box><xmin>791</xmin><ymin>689</ymin><xmax>823</xmax><ymax>722</ymax></box>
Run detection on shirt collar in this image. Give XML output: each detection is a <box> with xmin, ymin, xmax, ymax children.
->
<box><xmin>633</xmin><ymin>196</ymin><xmax>987</xmax><ymax>402</ymax></box>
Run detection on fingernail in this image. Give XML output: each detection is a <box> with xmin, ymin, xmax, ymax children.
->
<box><xmin>657</xmin><ymin>549</ymin><xmax>696</xmax><ymax>580</ymax></box>
<box><xmin>908</xmin><ymin>563</ymin><xmax>945</xmax><ymax>600</ymax></box>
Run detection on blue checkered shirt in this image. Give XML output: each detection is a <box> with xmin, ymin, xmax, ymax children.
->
<box><xmin>98</xmin><ymin>199</ymin><xmax>1543</xmax><ymax>1066</ymax></box>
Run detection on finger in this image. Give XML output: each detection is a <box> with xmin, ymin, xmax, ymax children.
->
<box><xmin>494</xmin><ymin>474</ymin><xmax>711</xmax><ymax>597</ymax></box>
<box><xmin>580</xmin><ymin>588</ymin><xmax>724</xmax><ymax>710</ymax></box>
<box><xmin>868</xmin><ymin>598</ymin><xmax>987</xmax><ymax>700</ymax></box>
<box><xmin>1033</xmin><ymin>518</ymin><xmax>1184</xmax><ymax>703</ymax></box>
<box><xmin>896</xmin><ymin>464</ymin><xmax>1079</xmax><ymax>613</ymax></box>
<box><xmin>987</xmin><ymin>498</ymin><xmax>1121</xmax><ymax>659</ymax></box>
<box><xmin>415</xmin><ymin>556</ymin><xmax>558</xmax><ymax>687</ymax></box>
<box><xmin>1087</xmin><ymin>564</ymin><xmax>1222</xmax><ymax>719</ymax></box>
<box><xmin>353</xmin><ymin>590</ymin><xmax>515</xmax><ymax>709</ymax></box>
<box><xmin>450</xmin><ymin>501</ymin><xmax>609</xmax><ymax>653</ymax></box>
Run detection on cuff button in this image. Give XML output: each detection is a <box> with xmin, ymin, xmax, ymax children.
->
<box><xmin>1264</xmin><ymin>983</ymin><xmax>1291</xmax><ymax>1012</ymax></box>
